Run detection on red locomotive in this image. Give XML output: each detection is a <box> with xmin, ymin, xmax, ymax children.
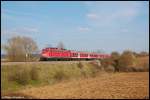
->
<box><xmin>40</xmin><ymin>47</ymin><xmax>110</xmax><ymax>61</ymax></box>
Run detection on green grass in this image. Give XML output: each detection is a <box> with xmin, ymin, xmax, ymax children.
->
<box><xmin>1</xmin><ymin>61</ymin><xmax>99</xmax><ymax>93</ymax></box>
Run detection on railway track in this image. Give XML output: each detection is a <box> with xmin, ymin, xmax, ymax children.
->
<box><xmin>1</xmin><ymin>61</ymin><xmax>92</xmax><ymax>66</ymax></box>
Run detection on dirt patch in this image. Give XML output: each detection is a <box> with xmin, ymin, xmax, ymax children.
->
<box><xmin>17</xmin><ymin>72</ymin><xmax>149</xmax><ymax>99</ymax></box>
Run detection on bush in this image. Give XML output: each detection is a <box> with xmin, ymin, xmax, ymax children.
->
<box><xmin>101</xmin><ymin>58</ymin><xmax>114</xmax><ymax>67</ymax></box>
<box><xmin>101</xmin><ymin>58</ymin><xmax>116</xmax><ymax>72</ymax></box>
<box><xmin>104</xmin><ymin>65</ymin><xmax>115</xmax><ymax>72</ymax></box>
<box><xmin>118</xmin><ymin>66</ymin><xmax>131</xmax><ymax>72</ymax></box>
<box><xmin>53</xmin><ymin>70</ymin><xmax>64</xmax><ymax>81</ymax></box>
<box><xmin>2</xmin><ymin>62</ymin><xmax>110</xmax><ymax>93</ymax></box>
<box><xmin>89</xmin><ymin>60</ymin><xmax>103</xmax><ymax>70</ymax></box>
<box><xmin>100</xmin><ymin>50</ymin><xmax>149</xmax><ymax>72</ymax></box>
<box><xmin>111</xmin><ymin>52</ymin><xmax>120</xmax><ymax>61</ymax></box>
<box><xmin>30</xmin><ymin>67</ymin><xmax>40</xmax><ymax>81</ymax></box>
<box><xmin>110</xmin><ymin>52</ymin><xmax>120</xmax><ymax>71</ymax></box>
<box><xmin>78</xmin><ymin>62</ymin><xmax>84</xmax><ymax>69</ymax></box>
<box><xmin>89</xmin><ymin>68</ymin><xmax>98</xmax><ymax>77</ymax></box>
<box><xmin>118</xmin><ymin>51</ymin><xmax>137</xmax><ymax>69</ymax></box>
<box><xmin>8</xmin><ymin>67</ymin><xmax>31</xmax><ymax>85</ymax></box>
<box><xmin>53</xmin><ymin>68</ymin><xmax>69</xmax><ymax>81</ymax></box>
<box><xmin>139</xmin><ymin>51</ymin><xmax>149</xmax><ymax>57</ymax></box>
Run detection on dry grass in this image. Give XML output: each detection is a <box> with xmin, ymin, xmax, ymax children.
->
<box><xmin>1</xmin><ymin>56</ymin><xmax>149</xmax><ymax>99</ymax></box>
<box><xmin>1</xmin><ymin>61</ymin><xmax>99</xmax><ymax>93</ymax></box>
<box><xmin>8</xmin><ymin>72</ymin><xmax>148</xmax><ymax>99</ymax></box>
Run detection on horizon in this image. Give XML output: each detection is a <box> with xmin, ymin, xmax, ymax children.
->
<box><xmin>1</xmin><ymin>1</ymin><xmax>149</xmax><ymax>54</ymax></box>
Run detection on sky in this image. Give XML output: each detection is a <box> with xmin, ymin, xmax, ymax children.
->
<box><xmin>1</xmin><ymin>1</ymin><xmax>149</xmax><ymax>54</ymax></box>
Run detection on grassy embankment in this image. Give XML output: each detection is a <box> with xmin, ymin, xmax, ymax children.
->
<box><xmin>1</xmin><ymin>61</ymin><xmax>100</xmax><ymax>94</ymax></box>
<box><xmin>1</xmin><ymin>56</ymin><xmax>149</xmax><ymax>95</ymax></box>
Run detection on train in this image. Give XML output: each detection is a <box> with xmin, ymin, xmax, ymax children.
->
<box><xmin>40</xmin><ymin>47</ymin><xmax>111</xmax><ymax>61</ymax></box>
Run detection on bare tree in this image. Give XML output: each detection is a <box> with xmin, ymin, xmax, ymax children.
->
<box><xmin>111</xmin><ymin>51</ymin><xmax>120</xmax><ymax>60</ymax></box>
<box><xmin>139</xmin><ymin>51</ymin><xmax>149</xmax><ymax>56</ymax></box>
<box><xmin>57</xmin><ymin>41</ymin><xmax>65</xmax><ymax>49</ymax></box>
<box><xmin>3</xmin><ymin>36</ymin><xmax>38</xmax><ymax>61</ymax></box>
<box><xmin>44</xmin><ymin>44</ymin><xmax>52</xmax><ymax>48</ymax></box>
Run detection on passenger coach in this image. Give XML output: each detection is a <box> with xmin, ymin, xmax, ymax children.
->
<box><xmin>40</xmin><ymin>47</ymin><xmax>110</xmax><ymax>61</ymax></box>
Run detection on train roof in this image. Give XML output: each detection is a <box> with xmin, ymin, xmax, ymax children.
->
<box><xmin>42</xmin><ymin>47</ymin><xmax>109</xmax><ymax>55</ymax></box>
<box><xmin>44</xmin><ymin>47</ymin><xmax>66</xmax><ymax>50</ymax></box>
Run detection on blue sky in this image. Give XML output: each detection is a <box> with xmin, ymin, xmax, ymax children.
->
<box><xmin>1</xmin><ymin>1</ymin><xmax>149</xmax><ymax>54</ymax></box>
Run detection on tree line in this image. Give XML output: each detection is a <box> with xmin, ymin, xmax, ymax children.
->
<box><xmin>2</xmin><ymin>36</ymin><xmax>149</xmax><ymax>62</ymax></box>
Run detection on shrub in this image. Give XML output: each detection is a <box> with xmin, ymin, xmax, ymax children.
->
<box><xmin>53</xmin><ymin>69</ymin><xmax>68</xmax><ymax>81</ymax></box>
<box><xmin>119</xmin><ymin>66</ymin><xmax>130</xmax><ymax>72</ymax></box>
<box><xmin>89</xmin><ymin>67</ymin><xmax>98</xmax><ymax>77</ymax></box>
<box><xmin>8</xmin><ymin>67</ymin><xmax>31</xmax><ymax>85</ymax></box>
<box><xmin>100</xmin><ymin>50</ymin><xmax>149</xmax><ymax>72</ymax></box>
<box><xmin>89</xmin><ymin>60</ymin><xmax>103</xmax><ymax>70</ymax></box>
<box><xmin>110</xmin><ymin>52</ymin><xmax>120</xmax><ymax>72</ymax></box>
<box><xmin>104</xmin><ymin>65</ymin><xmax>115</xmax><ymax>72</ymax></box>
<box><xmin>77</xmin><ymin>62</ymin><xmax>84</xmax><ymax>69</ymax></box>
<box><xmin>101</xmin><ymin>58</ymin><xmax>114</xmax><ymax>67</ymax></box>
<box><xmin>111</xmin><ymin>52</ymin><xmax>120</xmax><ymax>61</ymax></box>
<box><xmin>101</xmin><ymin>58</ymin><xmax>116</xmax><ymax>72</ymax></box>
<box><xmin>30</xmin><ymin>67</ymin><xmax>40</xmax><ymax>81</ymax></box>
<box><xmin>118</xmin><ymin>50</ymin><xmax>137</xmax><ymax>70</ymax></box>
<box><xmin>139</xmin><ymin>51</ymin><xmax>149</xmax><ymax>57</ymax></box>
<box><xmin>130</xmin><ymin>67</ymin><xmax>138</xmax><ymax>72</ymax></box>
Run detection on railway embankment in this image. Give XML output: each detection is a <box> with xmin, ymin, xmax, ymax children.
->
<box><xmin>1</xmin><ymin>61</ymin><xmax>102</xmax><ymax>94</ymax></box>
<box><xmin>1</xmin><ymin>56</ymin><xmax>149</xmax><ymax>98</ymax></box>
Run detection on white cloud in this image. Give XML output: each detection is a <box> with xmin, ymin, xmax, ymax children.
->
<box><xmin>78</xmin><ymin>27</ymin><xmax>90</xmax><ymax>32</ymax></box>
<box><xmin>87</xmin><ymin>13</ymin><xmax>99</xmax><ymax>20</ymax></box>
<box><xmin>2</xmin><ymin>27</ymin><xmax>39</xmax><ymax>37</ymax></box>
<box><xmin>21</xmin><ymin>27</ymin><xmax>39</xmax><ymax>33</ymax></box>
<box><xmin>85</xmin><ymin>1</ymin><xmax>142</xmax><ymax>27</ymax></box>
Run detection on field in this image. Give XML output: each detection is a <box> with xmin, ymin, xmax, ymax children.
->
<box><xmin>1</xmin><ymin>56</ymin><xmax>149</xmax><ymax>99</ymax></box>
<box><xmin>2</xmin><ymin>72</ymin><xmax>149</xmax><ymax>99</ymax></box>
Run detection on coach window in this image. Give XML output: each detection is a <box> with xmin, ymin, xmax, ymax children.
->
<box><xmin>73</xmin><ymin>53</ymin><xmax>75</xmax><ymax>57</ymax></box>
<box><xmin>75</xmin><ymin>53</ymin><xmax>77</xmax><ymax>57</ymax></box>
